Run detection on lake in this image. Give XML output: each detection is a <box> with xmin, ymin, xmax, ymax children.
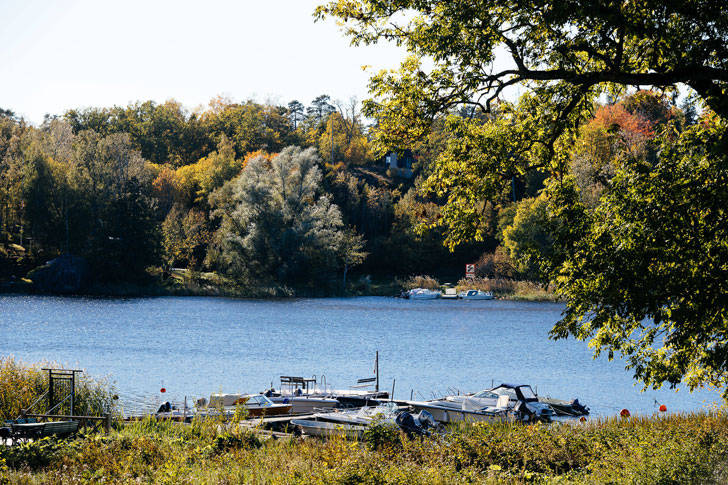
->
<box><xmin>0</xmin><ymin>295</ymin><xmax>718</xmax><ymax>416</ymax></box>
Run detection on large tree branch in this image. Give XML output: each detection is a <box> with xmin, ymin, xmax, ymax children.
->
<box><xmin>521</xmin><ymin>65</ymin><xmax>728</xmax><ymax>86</ymax></box>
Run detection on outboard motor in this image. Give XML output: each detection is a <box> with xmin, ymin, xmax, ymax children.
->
<box><xmin>571</xmin><ymin>398</ymin><xmax>589</xmax><ymax>416</ymax></box>
<box><xmin>396</xmin><ymin>411</ymin><xmax>431</xmax><ymax>436</ymax></box>
<box><xmin>415</xmin><ymin>410</ymin><xmax>437</xmax><ymax>431</ymax></box>
<box><xmin>157</xmin><ymin>401</ymin><xmax>172</xmax><ymax>413</ymax></box>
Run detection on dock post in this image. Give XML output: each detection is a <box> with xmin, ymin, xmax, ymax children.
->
<box><xmin>375</xmin><ymin>351</ymin><xmax>379</xmax><ymax>393</ymax></box>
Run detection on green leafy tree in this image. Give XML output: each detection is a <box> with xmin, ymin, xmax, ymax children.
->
<box><xmin>553</xmin><ymin>117</ymin><xmax>728</xmax><ymax>395</ymax></box>
<box><xmin>162</xmin><ymin>205</ymin><xmax>211</xmax><ymax>270</ymax></box>
<box><xmin>307</xmin><ymin>95</ymin><xmax>335</xmax><ymax>124</ymax></box>
<box><xmin>502</xmin><ymin>195</ymin><xmax>557</xmax><ymax>283</ymax></box>
<box><xmin>318</xmin><ymin>0</ymin><xmax>728</xmax><ymax>394</ymax></box>
<box><xmin>288</xmin><ymin>100</ymin><xmax>305</xmax><ymax>130</ymax></box>
<box><xmin>208</xmin><ymin>146</ymin><xmax>364</xmax><ymax>290</ymax></box>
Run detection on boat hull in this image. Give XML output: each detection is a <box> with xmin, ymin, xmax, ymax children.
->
<box><xmin>405</xmin><ymin>401</ymin><xmax>505</xmax><ymax>424</ymax></box>
<box><xmin>269</xmin><ymin>397</ymin><xmax>339</xmax><ymax>414</ymax></box>
<box><xmin>290</xmin><ymin>419</ymin><xmax>366</xmax><ymax>440</ymax></box>
<box><xmin>245</xmin><ymin>404</ymin><xmax>292</xmax><ymax>417</ymax></box>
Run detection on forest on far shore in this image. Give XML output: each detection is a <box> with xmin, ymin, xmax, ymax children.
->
<box><xmin>0</xmin><ymin>90</ymin><xmax>698</xmax><ymax>296</ymax></box>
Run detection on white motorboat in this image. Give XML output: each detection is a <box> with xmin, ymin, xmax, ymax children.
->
<box><xmin>201</xmin><ymin>393</ymin><xmax>293</xmax><ymax>417</ymax></box>
<box><xmin>314</xmin><ymin>402</ymin><xmax>401</xmax><ymax>426</ymax></box>
<box><xmin>407</xmin><ymin>288</ymin><xmax>442</xmax><ymax>300</ymax></box>
<box><xmin>404</xmin><ymin>395</ymin><xmax>510</xmax><ymax>424</ymax></box>
<box><xmin>458</xmin><ymin>289</ymin><xmax>494</xmax><ymax>300</ymax></box>
<box><xmin>407</xmin><ymin>384</ymin><xmax>555</xmax><ymax>423</ymax></box>
<box><xmin>441</xmin><ymin>288</ymin><xmax>459</xmax><ymax>299</ymax></box>
<box><xmin>262</xmin><ymin>375</ymin><xmax>385</xmax><ymax>412</ymax></box>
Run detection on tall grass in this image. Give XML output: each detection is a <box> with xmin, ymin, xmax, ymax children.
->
<box><xmin>402</xmin><ymin>275</ymin><xmax>441</xmax><ymax>290</ymax></box>
<box><xmin>0</xmin><ymin>356</ymin><xmax>116</xmax><ymax>421</ymax></box>
<box><xmin>3</xmin><ymin>410</ymin><xmax>728</xmax><ymax>483</ymax></box>
<box><xmin>456</xmin><ymin>277</ymin><xmax>559</xmax><ymax>301</ymax></box>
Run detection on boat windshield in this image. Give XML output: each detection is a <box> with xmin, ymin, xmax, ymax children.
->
<box><xmin>246</xmin><ymin>395</ymin><xmax>273</xmax><ymax>406</ymax></box>
<box><xmin>518</xmin><ymin>386</ymin><xmax>537</xmax><ymax>400</ymax></box>
<box><xmin>491</xmin><ymin>386</ymin><xmax>517</xmax><ymax>399</ymax></box>
<box><xmin>472</xmin><ymin>390</ymin><xmax>498</xmax><ymax>399</ymax></box>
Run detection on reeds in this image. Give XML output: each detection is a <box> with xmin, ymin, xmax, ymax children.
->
<box><xmin>456</xmin><ymin>277</ymin><xmax>559</xmax><ymax>301</ymax></box>
<box><xmin>0</xmin><ymin>356</ymin><xmax>116</xmax><ymax>421</ymax></box>
<box><xmin>402</xmin><ymin>275</ymin><xmax>441</xmax><ymax>290</ymax></box>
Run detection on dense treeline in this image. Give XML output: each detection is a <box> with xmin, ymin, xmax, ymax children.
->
<box><xmin>0</xmin><ymin>91</ymin><xmax>701</xmax><ymax>296</ymax></box>
<box><xmin>0</xmin><ymin>92</ymin><xmax>700</xmax><ymax>296</ymax></box>
<box><xmin>0</xmin><ymin>96</ymin><xmax>488</xmax><ymax>294</ymax></box>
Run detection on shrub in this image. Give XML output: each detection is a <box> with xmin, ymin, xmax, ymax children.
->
<box><xmin>475</xmin><ymin>246</ymin><xmax>517</xmax><ymax>279</ymax></box>
<box><xmin>0</xmin><ymin>437</ymin><xmax>72</xmax><ymax>470</ymax></box>
<box><xmin>362</xmin><ymin>420</ymin><xmax>401</xmax><ymax>451</ymax></box>
<box><xmin>402</xmin><ymin>275</ymin><xmax>440</xmax><ymax>290</ymax></box>
<box><xmin>211</xmin><ymin>432</ymin><xmax>262</xmax><ymax>453</ymax></box>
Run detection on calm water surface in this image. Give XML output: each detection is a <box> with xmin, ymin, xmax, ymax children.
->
<box><xmin>0</xmin><ymin>295</ymin><xmax>717</xmax><ymax>415</ymax></box>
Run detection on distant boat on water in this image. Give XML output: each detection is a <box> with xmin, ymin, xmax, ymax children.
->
<box><xmin>458</xmin><ymin>289</ymin><xmax>494</xmax><ymax>300</ymax></box>
<box><xmin>407</xmin><ymin>288</ymin><xmax>442</xmax><ymax>299</ymax></box>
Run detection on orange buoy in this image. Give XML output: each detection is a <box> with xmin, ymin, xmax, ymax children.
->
<box><xmin>160</xmin><ymin>387</ymin><xmax>166</xmax><ymax>393</ymax></box>
<box><xmin>579</xmin><ymin>416</ymin><xmax>587</xmax><ymax>422</ymax></box>
<box><xmin>659</xmin><ymin>404</ymin><xmax>667</xmax><ymax>412</ymax></box>
<box><xmin>620</xmin><ymin>408</ymin><xmax>630</xmax><ymax>417</ymax></box>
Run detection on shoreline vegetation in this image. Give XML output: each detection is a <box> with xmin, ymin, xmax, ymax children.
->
<box><xmin>0</xmin><ymin>272</ymin><xmax>558</xmax><ymax>301</ymax></box>
<box><xmin>2</xmin><ymin>359</ymin><xmax>726</xmax><ymax>484</ymax></box>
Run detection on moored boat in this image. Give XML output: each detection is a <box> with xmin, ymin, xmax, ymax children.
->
<box><xmin>314</xmin><ymin>402</ymin><xmax>402</xmax><ymax>426</ymax></box>
<box><xmin>406</xmin><ymin>383</ymin><xmax>555</xmax><ymax>423</ymax></box>
<box><xmin>407</xmin><ymin>288</ymin><xmax>442</xmax><ymax>299</ymax></box>
<box><xmin>458</xmin><ymin>289</ymin><xmax>494</xmax><ymax>300</ymax></box>
<box><xmin>441</xmin><ymin>288</ymin><xmax>459</xmax><ymax>299</ymax></box>
<box><xmin>202</xmin><ymin>393</ymin><xmax>292</xmax><ymax>417</ymax></box>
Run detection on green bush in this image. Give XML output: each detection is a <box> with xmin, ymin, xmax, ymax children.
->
<box><xmin>362</xmin><ymin>419</ymin><xmax>402</xmax><ymax>451</ymax></box>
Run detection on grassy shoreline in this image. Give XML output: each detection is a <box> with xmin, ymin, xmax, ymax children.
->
<box><xmin>2</xmin><ymin>356</ymin><xmax>724</xmax><ymax>484</ymax></box>
<box><xmin>2</xmin><ymin>412</ymin><xmax>727</xmax><ymax>484</ymax></box>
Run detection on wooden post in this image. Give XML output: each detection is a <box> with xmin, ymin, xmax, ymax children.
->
<box><xmin>104</xmin><ymin>413</ymin><xmax>111</xmax><ymax>433</ymax></box>
<box><xmin>70</xmin><ymin>371</ymin><xmax>75</xmax><ymax>417</ymax></box>
<box><xmin>48</xmin><ymin>369</ymin><xmax>54</xmax><ymax>414</ymax></box>
<box><xmin>375</xmin><ymin>351</ymin><xmax>379</xmax><ymax>393</ymax></box>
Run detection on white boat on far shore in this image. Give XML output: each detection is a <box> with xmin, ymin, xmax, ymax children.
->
<box><xmin>407</xmin><ymin>288</ymin><xmax>442</xmax><ymax>299</ymax></box>
<box><xmin>458</xmin><ymin>289</ymin><xmax>494</xmax><ymax>300</ymax></box>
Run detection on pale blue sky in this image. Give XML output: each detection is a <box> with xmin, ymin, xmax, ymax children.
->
<box><xmin>0</xmin><ymin>0</ymin><xmax>406</xmax><ymax>123</ymax></box>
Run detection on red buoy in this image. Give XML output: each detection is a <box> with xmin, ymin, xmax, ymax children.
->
<box><xmin>160</xmin><ymin>387</ymin><xmax>166</xmax><ymax>393</ymax></box>
<box><xmin>620</xmin><ymin>408</ymin><xmax>630</xmax><ymax>417</ymax></box>
<box><xmin>659</xmin><ymin>404</ymin><xmax>667</xmax><ymax>412</ymax></box>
